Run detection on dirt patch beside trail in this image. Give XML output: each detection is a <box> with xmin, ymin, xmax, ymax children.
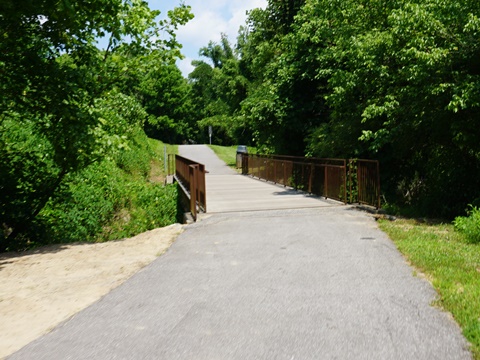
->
<box><xmin>0</xmin><ymin>224</ymin><xmax>183</xmax><ymax>359</ymax></box>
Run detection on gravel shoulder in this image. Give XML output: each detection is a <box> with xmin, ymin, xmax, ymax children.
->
<box><xmin>0</xmin><ymin>223</ymin><xmax>183</xmax><ymax>359</ymax></box>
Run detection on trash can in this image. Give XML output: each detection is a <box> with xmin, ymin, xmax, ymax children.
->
<box><xmin>236</xmin><ymin>145</ymin><xmax>248</xmax><ymax>169</ymax></box>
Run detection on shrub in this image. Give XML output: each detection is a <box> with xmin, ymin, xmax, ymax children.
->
<box><xmin>101</xmin><ymin>182</ymin><xmax>179</xmax><ymax>241</ymax></box>
<box><xmin>115</xmin><ymin>129</ymin><xmax>152</xmax><ymax>179</ymax></box>
<box><xmin>454</xmin><ymin>205</ymin><xmax>480</xmax><ymax>244</ymax></box>
<box><xmin>38</xmin><ymin>161</ymin><xmax>125</xmax><ymax>245</ymax></box>
<box><xmin>0</xmin><ymin>113</ymin><xmax>60</xmax><ymax>250</ymax></box>
<box><xmin>2</xmin><ymin>135</ymin><xmax>179</xmax><ymax>252</ymax></box>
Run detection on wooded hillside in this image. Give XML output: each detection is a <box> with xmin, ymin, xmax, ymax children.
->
<box><xmin>0</xmin><ymin>0</ymin><xmax>192</xmax><ymax>250</ymax></box>
<box><xmin>2</xmin><ymin>0</ymin><xmax>479</xmax><ymax>251</ymax></box>
<box><xmin>188</xmin><ymin>0</ymin><xmax>480</xmax><ymax>218</ymax></box>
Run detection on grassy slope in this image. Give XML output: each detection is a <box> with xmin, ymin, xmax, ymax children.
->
<box><xmin>208</xmin><ymin>145</ymin><xmax>238</xmax><ymax>167</ymax></box>
<box><xmin>100</xmin><ymin>138</ymin><xmax>179</xmax><ymax>241</ymax></box>
<box><xmin>147</xmin><ymin>139</ymin><xmax>178</xmax><ymax>183</ymax></box>
<box><xmin>379</xmin><ymin>219</ymin><xmax>480</xmax><ymax>359</ymax></box>
<box><xmin>208</xmin><ymin>144</ymin><xmax>256</xmax><ymax>169</ymax></box>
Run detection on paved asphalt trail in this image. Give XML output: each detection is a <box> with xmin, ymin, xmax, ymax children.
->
<box><xmin>9</xmin><ymin>146</ymin><xmax>471</xmax><ymax>359</ymax></box>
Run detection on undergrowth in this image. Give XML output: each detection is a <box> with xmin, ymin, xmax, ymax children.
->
<box><xmin>454</xmin><ymin>206</ymin><xmax>480</xmax><ymax>244</ymax></box>
<box><xmin>4</xmin><ymin>131</ymin><xmax>180</xmax><ymax>251</ymax></box>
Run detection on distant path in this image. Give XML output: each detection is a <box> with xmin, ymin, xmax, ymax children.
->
<box><xmin>9</xmin><ymin>145</ymin><xmax>472</xmax><ymax>360</ymax></box>
<box><xmin>179</xmin><ymin>144</ymin><xmax>335</xmax><ymax>213</ymax></box>
<box><xmin>179</xmin><ymin>144</ymin><xmax>236</xmax><ymax>175</ymax></box>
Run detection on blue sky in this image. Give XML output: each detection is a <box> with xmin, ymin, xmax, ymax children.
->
<box><xmin>148</xmin><ymin>0</ymin><xmax>267</xmax><ymax>76</ymax></box>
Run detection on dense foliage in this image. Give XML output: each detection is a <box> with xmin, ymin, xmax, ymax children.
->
<box><xmin>2</xmin><ymin>0</ymin><xmax>479</xmax><ymax>250</ymax></box>
<box><xmin>188</xmin><ymin>0</ymin><xmax>480</xmax><ymax>218</ymax></box>
<box><xmin>0</xmin><ymin>0</ymin><xmax>192</xmax><ymax>251</ymax></box>
<box><xmin>188</xmin><ymin>34</ymin><xmax>251</xmax><ymax>145</ymax></box>
<box><xmin>454</xmin><ymin>206</ymin><xmax>480</xmax><ymax>244</ymax></box>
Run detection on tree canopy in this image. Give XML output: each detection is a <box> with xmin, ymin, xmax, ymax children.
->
<box><xmin>2</xmin><ymin>0</ymin><xmax>480</xmax><ymax>250</ymax></box>
<box><xmin>187</xmin><ymin>0</ymin><xmax>480</xmax><ymax>217</ymax></box>
<box><xmin>0</xmin><ymin>0</ymin><xmax>193</xmax><ymax>247</ymax></box>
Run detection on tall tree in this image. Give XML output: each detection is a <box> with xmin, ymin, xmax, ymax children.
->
<box><xmin>189</xmin><ymin>34</ymin><xmax>250</xmax><ymax>145</ymax></box>
<box><xmin>0</xmin><ymin>0</ymin><xmax>192</xmax><ymax>245</ymax></box>
<box><xmin>239</xmin><ymin>0</ymin><xmax>480</xmax><ymax>216</ymax></box>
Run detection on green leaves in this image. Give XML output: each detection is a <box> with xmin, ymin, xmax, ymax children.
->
<box><xmin>231</xmin><ymin>0</ymin><xmax>480</xmax><ymax>216</ymax></box>
<box><xmin>454</xmin><ymin>205</ymin><xmax>480</xmax><ymax>244</ymax></box>
<box><xmin>0</xmin><ymin>1</ymin><xmax>192</xmax><ymax>246</ymax></box>
<box><xmin>187</xmin><ymin>34</ymin><xmax>254</xmax><ymax>145</ymax></box>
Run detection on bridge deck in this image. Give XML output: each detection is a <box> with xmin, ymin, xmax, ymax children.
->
<box><xmin>178</xmin><ymin>145</ymin><xmax>337</xmax><ymax>213</ymax></box>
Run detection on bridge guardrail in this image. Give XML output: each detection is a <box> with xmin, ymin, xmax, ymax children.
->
<box><xmin>349</xmin><ymin>159</ymin><xmax>381</xmax><ymax>209</ymax></box>
<box><xmin>169</xmin><ymin>154</ymin><xmax>206</xmax><ymax>221</ymax></box>
<box><xmin>241</xmin><ymin>154</ymin><xmax>380</xmax><ymax>209</ymax></box>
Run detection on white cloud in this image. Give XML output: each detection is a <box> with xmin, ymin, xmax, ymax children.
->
<box><xmin>174</xmin><ymin>0</ymin><xmax>267</xmax><ymax>76</ymax></box>
<box><xmin>176</xmin><ymin>8</ymin><xmax>228</xmax><ymax>54</ymax></box>
<box><xmin>177</xmin><ymin>56</ymin><xmax>195</xmax><ymax>78</ymax></box>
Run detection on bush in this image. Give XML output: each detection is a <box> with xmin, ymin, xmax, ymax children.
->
<box><xmin>115</xmin><ymin>129</ymin><xmax>152</xmax><ymax>179</ymax></box>
<box><xmin>1</xmin><ymin>133</ymin><xmax>180</xmax><ymax>252</ymax></box>
<box><xmin>0</xmin><ymin>113</ymin><xmax>59</xmax><ymax>243</ymax></box>
<box><xmin>101</xmin><ymin>182</ymin><xmax>179</xmax><ymax>241</ymax></box>
<box><xmin>36</xmin><ymin>161</ymin><xmax>125</xmax><ymax>245</ymax></box>
<box><xmin>454</xmin><ymin>205</ymin><xmax>480</xmax><ymax>244</ymax></box>
<box><xmin>33</xmin><ymin>160</ymin><xmax>180</xmax><ymax>248</ymax></box>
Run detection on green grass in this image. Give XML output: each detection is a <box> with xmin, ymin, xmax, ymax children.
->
<box><xmin>147</xmin><ymin>138</ymin><xmax>178</xmax><ymax>181</ymax></box>
<box><xmin>208</xmin><ymin>144</ymin><xmax>257</xmax><ymax>169</ymax></box>
<box><xmin>99</xmin><ymin>137</ymin><xmax>180</xmax><ymax>241</ymax></box>
<box><xmin>148</xmin><ymin>139</ymin><xmax>178</xmax><ymax>157</ymax></box>
<box><xmin>208</xmin><ymin>145</ymin><xmax>238</xmax><ymax>167</ymax></box>
<box><xmin>379</xmin><ymin>219</ymin><xmax>480</xmax><ymax>359</ymax></box>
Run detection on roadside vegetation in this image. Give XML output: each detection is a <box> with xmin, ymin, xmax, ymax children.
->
<box><xmin>2</xmin><ymin>129</ymin><xmax>180</xmax><ymax>252</ymax></box>
<box><xmin>208</xmin><ymin>145</ymin><xmax>240</xmax><ymax>168</ymax></box>
<box><xmin>209</xmin><ymin>145</ymin><xmax>246</xmax><ymax>168</ymax></box>
<box><xmin>380</xmin><ymin>219</ymin><xmax>480</xmax><ymax>359</ymax></box>
<box><xmin>208</xmin><ymin>144</ymin><xmax>257</xmax><ymax>169</ymax></box>
<box><xmin>0</xmin><ymin>1</ymin><xmax>191</xmax><ymax>251</ymax></box>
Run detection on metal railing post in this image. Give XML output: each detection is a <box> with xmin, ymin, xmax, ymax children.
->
<box><xmin>308</xmin><ymin>163</ymin><xmax>313</xmax><ymax>194</ymax></box>
<box><xmin>189</xmin><ymin>165</ymin><xmax>197</xmax><ymax>221</ymax></box>
<box><xmin>357</xmin><ymin>162</ymin><xmax>362</xmax><ymax>206</ymax></box>
<box><xmin>198</xmin><ymin>163</ymin><xmax>207</xmax><ymax>213</ymax></box>
<box><xmin>349</xmin><ymin>160</ymin><xmax>353</xmax><ymax>204</ymax></box>
<box><xmin>343</xmin><ymin>159</ymin><xmax>347</xmax><ymax>204</ymax></box>
<box><xmin>274</xmin><ymin>159</ymin><xmax>277</xmax><ymax>184</ymax></box>
<box><xmin>324</xmin><ymin>166</ymin><xmax>328</xmax><ymax>199</ymax></box>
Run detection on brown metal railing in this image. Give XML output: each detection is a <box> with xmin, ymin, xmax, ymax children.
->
<box><xmin>242</xmin><ymin>154</ymin><xmax>348</xmax><ymax>204</ymax></box>
<box><xmin>349</xmin><ymin>159</ymin><xmax>381</xmax><ymax>209</ymax></box>
<box><xmin>170</xmin><ymin>154</ymin><xmax>206</xmax><ymax>221</ymax></box>
<box><xmin>242</xmin><ymin>154</ymin><xmax>380</xmax><ymax>208</ymax></box>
